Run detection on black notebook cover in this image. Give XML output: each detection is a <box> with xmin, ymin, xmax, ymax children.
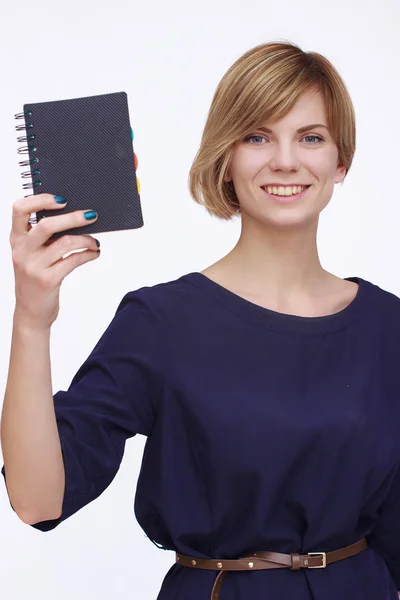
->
<box><xmin>19</xmin><ymin>91</ymin><xmax>143</xmax><ymax>238</ymax></box>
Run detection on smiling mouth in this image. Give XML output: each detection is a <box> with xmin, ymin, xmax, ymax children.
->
<box><xmin>260</xmin><ymin>185</ymin><xmax>312</xmax><ymax>203</ymax></box>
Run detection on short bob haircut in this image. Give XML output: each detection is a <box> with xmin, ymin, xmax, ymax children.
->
<box><xmin>188</xmin><ymin>40</ymin><xmax>356</xmax><ymax>221</ymax></box>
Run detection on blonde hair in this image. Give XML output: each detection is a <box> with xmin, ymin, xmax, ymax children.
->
<box><xmin>188</xmin><ymin>40</ymin><xmax>356</xmax><ymax>220</ymax></box>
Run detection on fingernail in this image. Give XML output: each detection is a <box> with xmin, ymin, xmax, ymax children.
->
<box><xmin>84</xmin><ymin>210</ymin><xmax>97</xmax><ymax>220</ymax></box>
<box><xmin>94</xmin><ymin>238</ymin><xmax>100</xmax><ymax>247</ymax></box>
<box><xmin>55</xmin><ymin>195</ymin><xmax>67</xmax><ymax>204</ymax></box>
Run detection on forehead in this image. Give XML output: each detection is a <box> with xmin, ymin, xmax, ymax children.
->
<box><xmin>265</xmin><ymin>89</ymin><xmax>327</xmax><ymax>129</ymax></box>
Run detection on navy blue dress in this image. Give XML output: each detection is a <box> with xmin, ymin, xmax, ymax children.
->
<box><xmin>3</xmin><ymin>272</ymin><xmax>400</xmax><ymax>599</ymax></box>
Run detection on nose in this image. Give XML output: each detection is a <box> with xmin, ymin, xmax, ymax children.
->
<box><xmin>269</xmin><ymin>143</ymin><xmax>301</xmax><ymax>172</ymax></box>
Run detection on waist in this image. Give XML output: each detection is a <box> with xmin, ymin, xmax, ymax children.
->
<box><xmin>176</xmin><ymin>537</ymin><xmax>368</xmax><ymax>600</ymax></box>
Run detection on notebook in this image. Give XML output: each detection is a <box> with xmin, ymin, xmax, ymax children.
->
<box><xmin>15</xmin><ymin>91</ymin><xmax>143</xmax><ymax>239</ymax></box>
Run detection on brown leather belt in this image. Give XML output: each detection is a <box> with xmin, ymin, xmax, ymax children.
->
<box><xmin>176</xmin><ymin>537</ymin><xmax>368</xmax><ymax>600</ymax></box>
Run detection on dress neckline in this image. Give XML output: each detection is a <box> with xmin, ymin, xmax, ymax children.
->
<box><xmin>183</xmin><ymin>272</ymin><xmax>370</xmax><ymax>334</ymax></box>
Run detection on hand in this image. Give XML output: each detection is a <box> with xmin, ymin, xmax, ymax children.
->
<box><xmin>10</xmin><ymin>193</ymin><xmax>100</xmax><ymax>330</ymax></box>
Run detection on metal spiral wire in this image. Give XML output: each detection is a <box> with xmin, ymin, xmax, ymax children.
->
<box><xmin>15</xmin><ymin>109</ymin><xmax>40</xmax><ymax>221</ymax></box>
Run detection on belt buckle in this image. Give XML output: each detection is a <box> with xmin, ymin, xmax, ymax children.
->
<box><xmin>307</xmin><ymin>552</ymin><xmax>327</xmax><ymax>568</ymax></box>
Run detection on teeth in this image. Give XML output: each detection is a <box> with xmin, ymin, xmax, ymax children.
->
<box><xmin>263</xmin><ymin>185</ymin><xmax>307</xmax><ymax>196</ymax></box>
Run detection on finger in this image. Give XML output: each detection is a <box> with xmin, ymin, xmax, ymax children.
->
<box><xmin>25</xmin><ymin>208</ymin><xmax>98</xmax><ymax>251</ymax></box>
<box><xmin>53</xmin><ymin>247</ymin><xmax>101</xmax><ymax>281</ymax></box>
<box><xmin>11</xmin><ymin>193</ymin><xmax>67</xmax><ymax>239</ymax></box>
<box><xmin>36</xmin><ymin>234</ymin><xmax>100</xmax><ymax>269</ymax></box>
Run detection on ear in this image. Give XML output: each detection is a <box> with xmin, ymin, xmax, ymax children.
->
<box><xmin>335</xmin><ymin>163</ymin><xmax>346</xmax><ymax>184</ymax></box>
<box><xmin>224</xmin><ymin>172</ymin><xmax>232</xmax><ymax>183</ymax></box>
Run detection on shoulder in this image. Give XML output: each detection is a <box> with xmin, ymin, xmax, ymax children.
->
<box><xmin>94</xmin><ymin>274</ymin><xmax>198</xmax><ymax>357</ymax></box>
<box><xmin>115</xmin><ymin>272</ymin><xmax>200</xmax><ymax>320</ymax></box>
<box><xmin>363</xmin><ymin>277</ymin><xmax>400</xmax><ymax>311</ymax></box>
<box><xmin>360</xmin><ymin>276</ymin><xmax>400</xmax><ymax>333</ymax></box>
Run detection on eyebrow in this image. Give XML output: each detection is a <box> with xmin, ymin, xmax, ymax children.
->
<box><xmin>258</xmin><ymin>123</ymin><xmax>329</xmax><ymax>134</ymax></box>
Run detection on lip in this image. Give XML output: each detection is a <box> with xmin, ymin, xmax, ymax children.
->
<box><xmin>261</xmin><ymin>185</ymin><xmax>311</xmax><ymax>204</ymax></box>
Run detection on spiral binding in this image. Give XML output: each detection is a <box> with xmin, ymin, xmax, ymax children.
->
<box><xmin>15</xmin><ymin>109</ymin><xmax>41</xmax><ymax>224</ymax></box>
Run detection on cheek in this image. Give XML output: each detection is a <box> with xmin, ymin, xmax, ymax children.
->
<box><xmin>231</xmin><ymin>150</ymin><xmax>265</xmax><ymax>179</ymax></box>
<box><xmin>306</xmin><ymin>153</ymin><xmax>337</xmax><ymax>178</ymax></box>
<box><xmin>315</xmin><ymin>147</ymin><xmax>340</xmax><ymax>174</ymax></box>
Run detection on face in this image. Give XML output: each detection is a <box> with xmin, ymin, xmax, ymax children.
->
<box><xmin>224</xmin><ymin>87</ymin><xmax>346</xmax><ymax>227</ymax></box>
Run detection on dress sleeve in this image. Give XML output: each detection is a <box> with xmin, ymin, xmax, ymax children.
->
<box><xmin>366</xmin><ymin>461</ymin><xmax>400</xmax><ymax>588</ymax></box>
<box><xmin>1</xmin><ymin>288</ymin><xmax>165</xmax><ymax>532</ymax></box>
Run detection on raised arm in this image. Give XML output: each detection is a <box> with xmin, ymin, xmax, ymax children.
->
<box><xmin>0</xmin><ymin>193</ymin><xmax>99</xmax><ymax>523</ymax></box>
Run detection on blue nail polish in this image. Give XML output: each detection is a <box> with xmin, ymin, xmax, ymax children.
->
<box><xmin>84</xmin><ymin>210</ymin><xmax>97</xmax><ymax>220</ymax></box>
<box><xmin>55</xmin><ymin>195</ymin><xmax>67</xmax><ymax>204</ymax></box>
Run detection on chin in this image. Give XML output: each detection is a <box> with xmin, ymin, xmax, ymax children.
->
<box><xmin>242</xmin><ymin>203</ymin><xmax>321</xmax><ymax>228</ymax></box>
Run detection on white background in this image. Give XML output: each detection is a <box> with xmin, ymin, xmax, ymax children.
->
<box><xmin>0</xmin><ymin>0</ymin><xmax>399</xmax><ymax>598</ymax></box>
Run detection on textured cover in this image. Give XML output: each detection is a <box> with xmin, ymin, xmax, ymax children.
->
<box><xmin>23</xmin><ymin>91</ymin><xmax>143</xmax><ymax>238</ymax></box>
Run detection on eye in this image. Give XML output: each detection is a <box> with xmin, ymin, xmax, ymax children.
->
<box><xmin>244</xmin><ymin>135</ymin><xmax>266</xmax><ymax>144</ymax></box>
<box><xmin>243</xmin><ymin>134</ymin><xmax>324</xmax><ymax>144</ymax></box>
<box><xmin>302</xmin><ymin>135</ymin><xmax>324</xmax><ymax>144</ymax></box>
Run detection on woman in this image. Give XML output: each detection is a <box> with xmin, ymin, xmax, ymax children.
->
<box><xmin>2</xmin><ymin>41</ymin><xmax>400</xmax><ymax>600</ymax></box>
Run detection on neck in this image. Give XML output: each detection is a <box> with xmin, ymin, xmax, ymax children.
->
<box><xmin>213</xmin><ymin>216</ymin><xmax>332</xmax><ymax>298</ymax></box>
